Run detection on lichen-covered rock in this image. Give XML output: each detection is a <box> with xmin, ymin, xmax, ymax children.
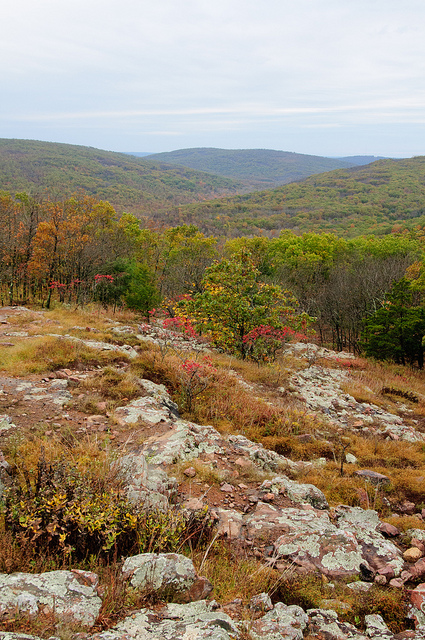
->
<box><xmin>227</xmin><ymin>434</ymin><xmax>315</xmax><ymax>474</ymax></box>
<box><xmin>116</xmin><ymin>451</ymin><xmax>176</xmax><ymax>510</ymax></box>
<box><xmin>90</xmin><ymin>600</ymin><xmax>238</xmax><ymax>640</ymax></box>
<box><xmin>308</xmin><ymin>608</ymin><xmax>368</xmax><ymax>640</ymax></box>
<box><xmin>248</xmin><ymin>602</ymin><xmax>308</xmax><ymax>640</ymax></box>
<box><xmin>364</xmin><ymin>614</ymin><xmax>394</xmax><ymax>640</ymax></box>
<box><xmin>269</xmin><ymin>505</ymin><xmax>403</xmax><ymax>578</ymax></box>
<box><xmin>334</xmin><ymin>506</ymin><xmax>404</xmax><ymax>576</ymax></box>
<box><xmin>262</xmin><ymin>476</ymin><xmax>329</xmax><ymax>510</ymax></box>
<box><xmin>121</xmin><ymin>553</ymin><xmax>213</xmax><ymax>603</ymax></box>
<box><xmin>0</xmin><ymin>570</ymin><xmax>102</xmax><ymax>628</ymax></box>
<box><xmin>215</xmin><ymin>508</ymin><xmax>244</xmax><ymax>539</ymax></box>
<box><xmin>249</xmin><ymin>592</ymin><xmax>273</xmax><ymax>613</ymax></box>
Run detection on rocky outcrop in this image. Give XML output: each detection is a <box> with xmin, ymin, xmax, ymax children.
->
<box><xmin>0</xmin><ymin>570</ymin><xmax>102</xmax><ymax>628</ymax></box>
<box><xmin>290</xmin><ymin>364</ymin><xmax>424</xmax><ymax>442</ymax></box>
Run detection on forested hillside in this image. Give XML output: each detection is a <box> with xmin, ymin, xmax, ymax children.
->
<box><xmin>167</xmin><ymin>157</ymin><xmax>425</xmax><ymax>237</ymax></box>
<box><xmin>0</xmin><ymin>139</ymin><xmax>247</xmax><ymax>217</ymax></box>
<box><xmin>144</xmin><ymin>147</ymin><xmax>354</xmax><ymax>189</ymax></box>
<box><xmin>2</xmin><ymin>189</ymin><xmax>425</xmax><ymax>360</ymax></box>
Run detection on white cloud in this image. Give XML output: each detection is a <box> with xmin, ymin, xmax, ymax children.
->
<box><xmin>2</xmin><ymin>0</ymin><xmax>425</xmax><ymax>155</ymax></box>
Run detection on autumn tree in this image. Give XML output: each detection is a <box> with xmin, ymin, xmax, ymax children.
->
<box><xmin>178</xmin><ymin>251</ymin><xmax>310</xmax><ymax>358</ymax></box>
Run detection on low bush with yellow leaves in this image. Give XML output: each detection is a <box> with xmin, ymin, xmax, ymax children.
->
<box><xmin>3</xmin><ymin>451</ymin><xmax>213</xmax><ymax>564</ymax></box>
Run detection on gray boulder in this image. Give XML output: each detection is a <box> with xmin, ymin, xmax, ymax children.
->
<box><xmin>0</xmin><ymin>569</ymin><xmax>102</xmax><ymax>628</ymax></box>
<box><xmin>122</xmin><ymin>553</ymin><xmax>213</xmax><ymax>603</ymax></box>
<box><xmin>248</xmin><ymin>602</ymin><xmax>308</xmax><ymax>640</ymax></box>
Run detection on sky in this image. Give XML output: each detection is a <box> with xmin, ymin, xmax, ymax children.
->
<box><xmin>2</xmin><ymin>0</ymin><xmax>425</xmax><ymax>158</ymax></box>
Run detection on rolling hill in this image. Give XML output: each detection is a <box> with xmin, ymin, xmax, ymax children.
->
<box><xmin>141</xmin><ymin>147</ymin><xmax>355</xmax><ymax>189</ymax></box>
<box><xmin>0</xmin><ymin>139</ymin><xmax>248</xmax><ymax>216</ymax></box>
<box><xmin>161</xmin><ymin>157</ymin><xmax>425</xmax><ymax>237</ymax></box>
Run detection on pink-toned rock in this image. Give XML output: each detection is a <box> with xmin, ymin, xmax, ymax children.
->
<box><xmin>220</xmin><ymin>483</ymin><xmax>234</xmax><ymax>493</ymax></box>
<box><xmin>355</xmin><ymin>469</ymin><xmax>390</xmax><ymax>485</ymax></box>
<box><xmin>234</xmin><ymin>457</ymin><xmax>252</xmax><ymax>468</ymax></box>
<box><xmin>410</xmin><ymin>583</ymin><xmax>425</xmax><ymax>610</ymax></box>
<box><xmin>262</xmin><ymin>492</ymin><xmax>275</xmax><ymax>502</ymax></box>
<box><xmin>404</xmin><ymin>547</ymin><xmax>423</xmax><ymax>563</ymax></box>
<box><xmin>375</xmin><ymin>574</ymin><xmax>387</xmax><ymax>585</ymax></box>
<box><xmin>216</xmin><ymin>508</ymin><xmax>244</xmax><ymax>539</ymax></box>
<box><xmin>182</xmin><ymin>497</ymin><xmax>204</xmax><ymax>511</ymax></box>
<box><xmin>400</xmin><ymin>501</ymin><xmax>416</xmax><ymax>515</ymax></box>
<box><xmin>389</xmin><ymin>578</ymin><xmax>404</xmax><ymax>588</ymax></box>
<box><xmin>408</xmin><ymin>558</ymin><xmax>425</xmax><ymax>580</ymax></box>
<box><xmin>183</xmin><ymin>467</ymin><xmax>196</xmax><ymax>478</ymax></box>
<box><xmin>377</xmin><ymin>565</ymin><xmax>395</xmax><ymax>579</ymax></box>
<box><xmin>379</xmin><ymin>522</ymin><xmax>400</xmax><ymax>537</ymax></box>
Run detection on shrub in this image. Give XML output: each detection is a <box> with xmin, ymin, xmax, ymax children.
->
<box><xmin>3</xmin><ymin>451</ymin><xmax>213</xmax><ymax>564</ymax></box>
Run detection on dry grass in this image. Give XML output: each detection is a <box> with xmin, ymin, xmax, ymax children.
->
<box><xmin>0</xmin><ymin>336</ymin><xmax>129</xmax><ymax>375</ymax></box>
<box><xmin>383</xmin><ymin>514</ymin><xmax>425</xmax><ymax>532</ymax></box>
<box><xmin>193</xmin><ymin>542</ymin><xmax>281</xmax><ymax>604</ymax></box>
<box><xmin>76</xmin><ymin>366</ymin><xmax>142</xmax><ymax>404</ymax></box>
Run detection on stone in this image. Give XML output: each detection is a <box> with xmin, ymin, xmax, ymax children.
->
<box><xmin>375</xmin><ymin>574</ymin><xmax>387</xmax><ymax>585</ymax></box>
<box><xmin>365</xmin><ymin>614</ymin><xmax>393</xmax><ymax>640</ymax></box>
<box><xmin>234</xmin><ymin>456</ymin><xmax>252</xmax><ymax>468</ymax></box>
<box><xmin>400</xmin><ymin>501</ymin><xmax>417</xmax><ymax>515</ymax></box>
<box><xmin>116</xmin><ymin>451</ymin><xmax>176</xmax><ymax>511</ymax></box>
<box><xmin>248</xmin><ymin>602</ymin><xmax>308</xmax><ymax>640</ymax></box>
<box><xmin>308</xmin><ymin>608</ymin><xmax>367</xmax><ymax>640</ymax></box>
<box><xmin>389</xmin><ymin>578</ymin><xmax>404</xmax><ymax>588</ymax></box>
<box><xmin>121</xmin><ymin>553</ymin><xmax>212</xmax><ymax>603</ymax></box>
<box><xmin>377</xmin><ymin>565</ymin><xmax>395</xmax><ymax>580</ymax></box>
<box><xmin>411</xmin><ymin>539</ymin><xmax>425</xmax><ymax>555</ymax></box>
<box><xmin>0</xmin><ymin>570</ymin><xmax>102</xmax><ymax>628</ymax></box>
<box><xmin>249</xmin><ymin>592</ymin><xmax>273</xmax><ymax>613</ymax></box>
<box><xmin>410</xmin><ymin>583</ymin><xmax>425</xmax><ymax>610</ymax></box>
<box><xmin>407</xmin><ymin>558</ymin><xmax>425</xmax><ymax>581</ymax></box>
<box><xmin>264</xmin><ymin>475</ymin><xmax>329</xmax><ymax>510</ymax></box>
<box><xmin>379</xmin><ymin>522</ymin><xmax>400</xmax><ymax>537</ymax></box>
<box><xmin>355</xmin><ymin>469</ymin><xmax>390</xmax><ymax>485</ymax></box>
<box><xmin>404</xmin><ymin>547</ymin><xmax>423</xmax><ymax>563</ymax></box>
<box><xmin>347</xmin><ymin>581</ymin><xmax>372</xmax><ymax>592</ymax></box>
<box><xmin>220</xmin><ymin>483</ymin><xmax>234</xmax><ymax>492</ymax></box>
<box><xmin>98</xmin><ymin>599</ymin><xmax>239</xmax><ymax>640</ymax></box>
<box><xmin>216</xmin><ymin>509</ymin><xmax>244</xmax><ymax>539</ymax></box>
<box><xmin>183</xmin><ymin>466</ymin><xmax>196</xmax><ymax>477</ymax></box>
<box><xmin>346</xmin><ymin>453</ymin><xmax>358</xmax><ymax>464</ymax></box>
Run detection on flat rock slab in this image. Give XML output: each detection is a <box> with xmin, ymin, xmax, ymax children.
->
<box><xmin>291</xmin><ymin>364</ymin><xmax>424</xmax><ymax>443</ymax></box>
<box><xmin>270</xmin><ymin>505</ymin><xmax>403</xmax><ymax>578</ymax></box>
<box><xmin>0</xmin><ymin>570</ymin><xmax>102</xmax><ymax>628</ymax></box>
<box><xmin>91</xmin><ymin>599</ymin><xmax>238</xmax><ymax>640</ymax></box>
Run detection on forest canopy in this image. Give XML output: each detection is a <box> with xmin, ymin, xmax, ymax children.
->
<box><xmin>1</xmin><ymin>190</ymin><xmax>424</xmax><ymax>365</ymax></box>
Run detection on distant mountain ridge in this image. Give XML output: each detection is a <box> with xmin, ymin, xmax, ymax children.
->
<box><xmin>335</xmin><ymin>155</ymin><xmax>387</xmax><ymax>165</ymax></box>
<box><xmin>141</xmin><ymin>147</ymin><xmax>380</xmax><ymax>189</ymax></box>
<box><xmin>0</xmin><ymin>139</ymin><xmax>247</xmax><ymax>216</ymax></box>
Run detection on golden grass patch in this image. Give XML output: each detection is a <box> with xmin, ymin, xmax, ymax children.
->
<box><xmin>0</xmin><ymin>336</ymin><xmax>129</xmax><ymax>375</ymax></box>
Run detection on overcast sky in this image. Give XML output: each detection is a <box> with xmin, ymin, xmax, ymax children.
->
<box><xmin>2</xmin><ymin>0</ymin><xmax>425</xmax><ymax>157</ymax></box>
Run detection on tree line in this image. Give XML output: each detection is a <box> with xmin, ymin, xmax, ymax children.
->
<box><xmin>1</xmin><ymin>191</ymin><xmax>424</xmax><ymax>366</ymax></box>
